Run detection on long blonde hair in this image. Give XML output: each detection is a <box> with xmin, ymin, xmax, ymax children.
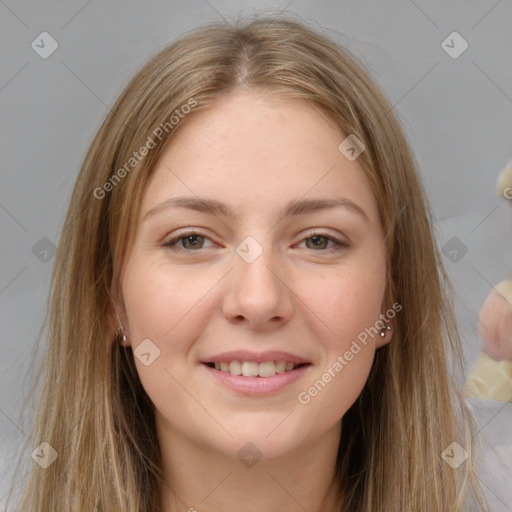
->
<box><xmin>7</xmin><ymin>14</ymin><xmax>488</xmax><ymax>511</ymax></box>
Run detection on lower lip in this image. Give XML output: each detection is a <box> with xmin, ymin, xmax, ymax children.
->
<box><xmin>202</xmin><ymin>363</ymin><xmax>311</xmax><ymax>396</ymax></box>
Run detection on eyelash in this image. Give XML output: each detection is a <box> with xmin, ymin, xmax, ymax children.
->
<box><xmin>162</xmin><ymin>230</ymin><xmax>349</xmax><ymax>255</ymax></box>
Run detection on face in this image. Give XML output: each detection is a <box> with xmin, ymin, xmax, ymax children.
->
<box><xmin>116</xmin><ymin>89</ymin><xmax>391</xmax><ymax>460</ymax></box>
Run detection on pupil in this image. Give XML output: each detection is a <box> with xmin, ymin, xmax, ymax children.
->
<box><xmin>310</xmin><ymin>235</ymin><xmax>326</xmax><ymax>249</ymax></box>
<box><xmin>185</xmin><ymin>235</ymin><xmax>201</xmax><ymax>248</ymax></box>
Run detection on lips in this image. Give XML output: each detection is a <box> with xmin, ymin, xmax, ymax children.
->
<box><xmin>203</xmin><ymin>360</ymin><xmax>311</xmax><ymax>395</ymax></box>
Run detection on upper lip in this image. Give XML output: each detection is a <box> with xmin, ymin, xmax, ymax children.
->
<box><xmin>201</xmin><ymin>350</ymin><xmax>310</xmax><ymax>365</ymax></box>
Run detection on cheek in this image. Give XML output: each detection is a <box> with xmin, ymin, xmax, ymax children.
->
<box><xmin>300</xmin><ymin>257</ymin><xmax>386</xmax><ymax>346</ymax></box>
<box><xmin>122</xmin><ymin>259</ymin><xmax>216</xmax><ymax>344</ymax></box>
<box><xmin>297</xmin><ymin>277</ymin><xmax>380</xmax><ymax>424</ymax></box>
<box><xmin>303</xmin><ymin>350</ymin><xmax>375</xmax><ymax>416</ymax></box>
<box><xmin>120</xmin><ymin>259</ymin><xmax>218</xmax><ymax>408</ymax></box>
<box><xmin>293</xmin><ymin>256</ymin><xmax>385</xmax><ymax>416</ymax></box>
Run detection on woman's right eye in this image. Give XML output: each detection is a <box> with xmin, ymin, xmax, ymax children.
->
<box><xmin>162</xmin><ymin>231</ymin><xmax>215</xmax><ymax>252</ymax></box>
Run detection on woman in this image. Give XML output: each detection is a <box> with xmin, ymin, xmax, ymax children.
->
<box><xmin>8</xmin><ymin>15</ymin><xmax>488</xmax><ymax>511</ymax></box>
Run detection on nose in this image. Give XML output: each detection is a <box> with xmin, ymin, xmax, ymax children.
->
<box><xmin>221</xmin><ymin>241</ymin><xmax>294</xmax><ymax>330</ymax></box>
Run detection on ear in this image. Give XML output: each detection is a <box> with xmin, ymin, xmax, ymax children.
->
<box><xmin>375</xmin><ymin>299</ymin><xmax>398</xmax><ymax>349</ymax></box>
<box><xmin>374</xmin><ymin>308</ymin><xmax>395</xmax><ymax>349</ymax></box>
<box><xmin>375</xmin><ymin>322</ymin><xmax>393</xmax><ymax>349</ymax></box>
<box><xmin>105</xmin><ymin>287</ymin><xmax>131</xmax><ymax>347</ymax></box>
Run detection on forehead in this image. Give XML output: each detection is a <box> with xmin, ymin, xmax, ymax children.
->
<box><xmin>141</xmin><ymin>90</ymin><xmax>380</xmax><ymax>227</ymax></box>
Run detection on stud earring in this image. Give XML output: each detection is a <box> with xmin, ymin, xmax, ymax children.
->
<box><xmin>106</xmin><ymin>288</ymin><xmax>129</xmax><ymax>345</ymax></box>
<box><xmin>380</xmin><ymin>325</ymin><xmax>391</xmax><ymax>337</ymax></box>
<box><xmin>116</xmin><ymin>326</ymin><xmax>127</xmax><ymax>344</ymax></box>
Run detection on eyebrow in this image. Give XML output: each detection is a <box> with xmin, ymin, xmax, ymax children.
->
<box><xmin>143</xmin><ymin>196</ymin><xmax>369</xmax><ymax>223</ymax></box>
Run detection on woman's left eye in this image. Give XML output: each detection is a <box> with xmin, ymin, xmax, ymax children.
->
<box><xmin>297</xmin><ymin>232</ymin><xmax>349</xmax><ymax>253</ymax></box>
<box><xmin>162</xmin><ymin>230</ymin><xmax>349</xmax><ymax>254</ymax></box>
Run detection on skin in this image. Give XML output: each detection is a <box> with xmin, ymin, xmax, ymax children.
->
<box><xmin>112</xmin><ymin>89</ymin><xmax>393</xmax><ymax>512</ymax></box>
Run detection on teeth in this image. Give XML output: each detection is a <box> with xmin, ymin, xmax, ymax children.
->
<box><xmin>258</xmin><ymin>361</ymin><xmax>277</xmax><ymax>377</ymax></box>
<box><xmin>275</xmin><ymin>360</ymin><xmax>287</xmax><ymax>373</ymax></box>
<box><xmin>241</xmin><ymin>361</ymin><xmax>259</xmax><ymax>377</ymax></box>
<box><xmin>229</xmin><ymin>361</ymin><xmax>242</xmax><ymax>375</ymax></box>
<box><xmin>212</xmin><ymin>360</ymin><xmax>303</xmax><ymax>377</ymax></box>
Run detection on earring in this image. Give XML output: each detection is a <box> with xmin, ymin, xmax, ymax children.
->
<box><xmin>116</xmin><ymin>326</ymin><xmax>127</xmax><ymax>344</ymax></box>
<box><xmin>380</xmin><ymin>325</ymin><xmax>391</xmax><ymax>337</ymax></box>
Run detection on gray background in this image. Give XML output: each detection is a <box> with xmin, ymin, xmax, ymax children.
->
<box><xmin>1</xmin><ymin>0</ymin><xmax>511</xmax><ymax>510</ymax></box>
